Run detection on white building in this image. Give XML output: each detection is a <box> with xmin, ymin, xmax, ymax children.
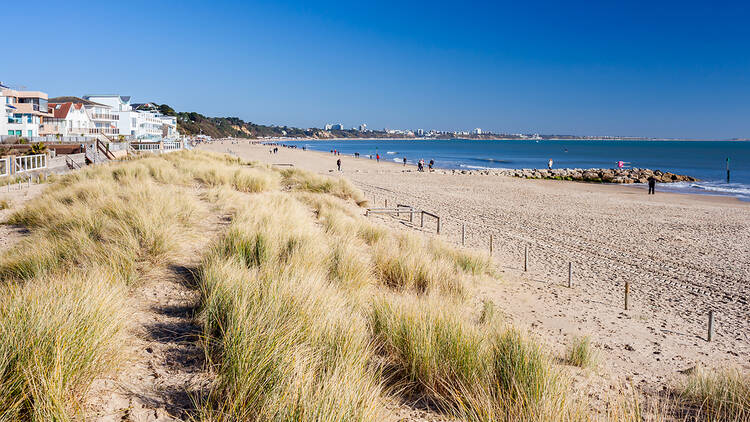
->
<box><xmin>416</xmin><ymin>128</ymin><xmax>424</xmax><ymax>136</ymax></box>
<box><xmin>473</xmin><ymin>128</ymin><xmax>482</xmax><ymax>135</ymax></box>
<box><xmin>44</xmin><ymin>97</ymin><xmax>120</xmax><ymax>138</ymax></box>
<box><xmin>84</xmin><ymin>95</ymin><xmax>177</xmax><ymax>140</ymax></box>
<box><xmin>42</xmin><ymin>102</ymin><xmax>96</xmax><ymax>136</ymax></box>
<box><xmin>358</xmin><ymin>123</ymin><xmax>367</xmax><ymax>132</ymax></box>
<box><xmin>1</xmin><ymin>85</ymin><xmax>52</xmax><ymax>138</ymax></box>
<box><xmin>325</xmin><ymin>123</ymin><xmax>343</xmax><ymax>131</ymax></box>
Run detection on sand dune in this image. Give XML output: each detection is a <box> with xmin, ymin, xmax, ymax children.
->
<box><xmin>202</xmin><ymin>140</ymin><xmax>750</xmax><ymax>402</ymax></box>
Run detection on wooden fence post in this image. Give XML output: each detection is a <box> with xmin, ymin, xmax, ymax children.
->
<box><xmin>707</xmin><ymin>310</ymin><xmax>714</xmax><ymax>342</ymax></box>
<box><xmin>461</xmin><ymin>224</ymin><xmax>465</xmax><ymax>246</ymax></box>
<box><xmin>420</xmin><ymin>211</ymin><xmax>424</xmax><ymax>227</ymax></box>
<box><xmin>568</xmin><ymin>262</ymin><xmax>572</xmax><ymax>288</ymax></box>
<box><xmin>624</xmin><ymin>282</ymin><xmax>630</xmax><ymax>310</ymax></box>
<box><xmin>436</xmin><ymin>216</ymin><xmax>440</xmax><ymax>234</ymax></box>
<box><xmin>489</xmin><ymin>234</ymin><xmax>493</xmax><ymax>255</ymax></box>
<box><xmin>524</xmin><ymin>246</ymin><xmax>528</xmax><ymax>272</ymax></box>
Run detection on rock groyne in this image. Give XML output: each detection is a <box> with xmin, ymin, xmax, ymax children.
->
<box><xmin>444</xmin><ymin>168</ymin><xmax>698</xmax><ymax>184</ymax></box>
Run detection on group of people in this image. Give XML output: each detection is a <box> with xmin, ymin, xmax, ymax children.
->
<box><xmin>268</xmin><ymin>147</ymin><xmax>279</xmax><ymax>154</ymax></box>
<box><xmin>416</xmin><ymin>159</ymin><xmax>434</xmax><ymax>172</ymax></box>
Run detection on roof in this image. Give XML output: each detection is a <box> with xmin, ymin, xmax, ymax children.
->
<box><xmin>84</xmin><ymin>94</ymin><xmax>131</xmax><ymax>103</ymax></box>
<box><xmin>48</xmin><ymin>96</ymin><xmax>108</xmax><ymax>107</ymax></box>
<box><xmin>47</xmin><ymin>102</ymin><xmax>72</xmax><ymax>118</ymax></box>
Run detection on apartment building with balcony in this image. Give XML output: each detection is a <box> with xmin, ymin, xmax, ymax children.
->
<box><xmin>1</xmin><ymin>85</ymin><xmax>52</xmax><ymax>137</ymax></box>
<box><xmin>85</xmin><ymin>95</ymin><xmax>178</xmax><ymax>140</ymax></box>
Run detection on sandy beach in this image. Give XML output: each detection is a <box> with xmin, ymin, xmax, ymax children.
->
<box><xmin>201</xmin><ymin>140</ymin><xmax>750</xmax><ymax>403</ymax></box>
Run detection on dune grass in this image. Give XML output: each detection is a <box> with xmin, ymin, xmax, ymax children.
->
<box><xmin>197</xmin><ymin>193</ymin><xmax>383</xmax><ymax>421</ymax></box>
<box><xmin>0</xmin><ymin>156</ymin><xmax>207</xmax><ymax>420</ymax></box>
<box><xmin>565</xmin><ymin>336</ymin><xmax>597</xmax><ymax>369</ymax></box>
<box><xmin>371</xmin><ymin>293</ymin><xmax>567</xmax><ymax>421</ymax></box>
<box><xmin>0</xmin><ymin>271</ymin><xmax>127</xmax><ymax>421</ymax></box>
<box><xmin>681</xmin><ymin>367</ymin><xmax>750</xmax><ymax>421</ymax></box>
<box><xmin>280</xmin><ymin>168</ymin><xmax>367</xmax><ymax>205</ymax></box>
<box><xmin>0</xmin><ymin>199</ymin><xmax>9</xmax><ymax>210</ymax></box>
<box><xmin>193</xmin><ymin>169</ymin><xmax>582</xmax><ymax>422</ymax></box>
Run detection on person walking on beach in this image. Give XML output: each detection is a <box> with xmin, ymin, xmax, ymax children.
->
<box><xmin>403</xmin><ymin>157</ymin><xmax>407</xmax><ymax>166</ymax></box>
<box><xmin>647</xmin><ymin>176</ymin><xmax>656</xmax><ymax>194</ymax></box>
<box><xmin>429</xmin><ymin>159</ymin><xmax>434</xmax><ymax>171</ymax></box>
<box><xmin>336</xmin><ymin>158</ymin><xmax>341</xmax><ymax>171</ymax></box>
<box><xmin>376</xmin><ymin>154</ymin><xmax>380</xmax><ymax>162</ymax></box>
<box><xmin>548</xmin><ymin>159</ymin><xmax>553</xmax><ymax>170</ymax></box>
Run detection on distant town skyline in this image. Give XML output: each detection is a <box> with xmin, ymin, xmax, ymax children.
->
<box><xmin>2</xmin><ymin>0</ymin><xmax>749</xmax><ymax>139</ymax></box>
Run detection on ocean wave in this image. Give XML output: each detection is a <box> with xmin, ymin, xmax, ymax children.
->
<box><xmin>386</xmin><ymin>151</ymin><xmax>398</xmax><ymax>155</ymax></box>
<box><xmin>459</xmin><ymin>164</ymin><xmax>494</xmax><ymax>170</ymax></box>
<box><xmin>470</xmin><ymin>157</ymin><xmax>513</xmax><ymax>164</ymax></box>
<box><xmin>656</xmin><ymin>181</ymin><xmax>750</xmax><ymax>200</ymax></box>
<box><xmin>689</xmin><ymin>183</ymin><xmax>750</xmax><ymax>195</ymax></box>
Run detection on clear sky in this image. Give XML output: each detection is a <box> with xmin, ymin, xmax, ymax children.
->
<box><xmin>2</xmin><ymin>0</ymin><xmax>749</xmax><ymax>138</ymax></box>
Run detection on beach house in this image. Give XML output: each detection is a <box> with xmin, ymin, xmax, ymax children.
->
<box><xmin>42</xmin><ymin>101</ymin><xmax>94</xmax><ymax>136</ymax></box>
<box><xmin>1</xmin><ymin>85</ymin><xmax>52</xmax><ymax>138</ymax></box>
<box><xmin>46</xmin><ymin>96</ymin><xmax>119</xmax><ymax>137</ymax></box>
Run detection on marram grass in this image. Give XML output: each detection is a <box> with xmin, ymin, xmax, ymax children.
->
<box><xmin>565</xmin><ymin>336</ymin><xmax>597</xmax><ymax>369</ymax></box>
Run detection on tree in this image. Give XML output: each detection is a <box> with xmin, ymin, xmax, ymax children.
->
<box><xmin>159</xmin><ymin>104</ymin><xmax>176</xmax><ymax>116</ymax></box>
<box><xmin>30</xmin><ymin>142</ymin><xmax>47</xmax><ymax>154</ymax></box>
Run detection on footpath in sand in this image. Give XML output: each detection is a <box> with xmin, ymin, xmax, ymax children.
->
<box><xmin>0</xmin><ymin>182</ymin><xmax>46</xmax><ymax>254</ymax></box>
<box><xmin>202</xmin><ymin>141</ymin><xmax>750</xmax><ymax>404</ymax></box>
<box><xmin>86</xmin><ymin>189</ymin><xmax>229</xmax><ymax>421</ymax></box>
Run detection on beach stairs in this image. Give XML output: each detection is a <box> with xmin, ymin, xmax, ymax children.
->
<box><xmin>65</xmin><ymin>155</ymin><xmax>81</xmax><ymax>170</ymax></box>
<box><xmin>84</xmin><ymin>137</ymin><xmax>117</xmax><ymax>166</ymax></box>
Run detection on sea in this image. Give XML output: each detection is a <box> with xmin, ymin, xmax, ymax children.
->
<box><xmin>278</xmin><ymin>139</ymin><xmax>750</xmax><ymax>202</ymax></box>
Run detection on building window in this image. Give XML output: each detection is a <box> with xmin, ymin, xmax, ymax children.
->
<box><xmin>28</xmin><ymin>130</ymin><xmax>33</xmax><ymax>137</ymax></box>
<box><xmin>7</xmin><ymin>130</ymin><xmax>12</xmax><ymax>135</ymax></box>
<box><xmin>27</xmin><ymin>115</ymin><xmax>32</xmax><ymax>123</ymax></box>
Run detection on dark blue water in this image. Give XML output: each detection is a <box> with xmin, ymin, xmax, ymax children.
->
<box><xmin>280</xmin><ymin>139</ymin><xmax>750</xmax><ymax>201</ymax></box>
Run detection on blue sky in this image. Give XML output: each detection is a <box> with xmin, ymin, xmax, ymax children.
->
<box><xmin>2</xmin><ymin>0</ymin><xmax>749</xmax><ymax>138</ymax></box>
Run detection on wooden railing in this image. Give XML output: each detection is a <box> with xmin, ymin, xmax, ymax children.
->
<box><xmin>96</xmin><ymin>139</ymin><xmax>116</xmax><ymax>160</ymax></box>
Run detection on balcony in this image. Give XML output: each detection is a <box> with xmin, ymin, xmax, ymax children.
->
<box><xmin>89</xmin><ymin>127</ymin><xmax>120</xmax><ymax>135</ymax></box>
<box><xmin>91</xmin><ymin>113</ymin><xmax>119</xmax><ymax>121</ymax></box>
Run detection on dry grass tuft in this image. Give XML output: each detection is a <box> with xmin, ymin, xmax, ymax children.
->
<box><xmin>681</xmin><ymin>366</ymin><xmax>750</xmax><ymax>421</ymax></box>
<box><xmin>280</xmin><ymin>168</ymin><xmax>367</xmax><ymax>205</ymax></box>
<box><xmin>0</xmin><ymin>199</ymin><xmax>10</xmax><ymax>210</ymax></box>
<box><xmin>565</xmin><ymin>336</ymin><xmax>597</xmax><ymax>368</ymax></box>
<box><xmin>0</xmin><ymin>271</ymin><xmax>127</xmax><ymax>420</ymax></box>
<box><xmin>371</xmin><ymin>293</ymin><xmax>568</xmax><ymax>421</ymax></box>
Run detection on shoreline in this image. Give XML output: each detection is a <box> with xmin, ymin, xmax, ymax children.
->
<box><xmin>257</xmin><ymin>137</ymin><xmax>750</xmax><ymax>142</ymax></box>
<box><xmin>259</xmin><ymin>142</ymin><xmax>747</xmax><ymax>205</ymax></box>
